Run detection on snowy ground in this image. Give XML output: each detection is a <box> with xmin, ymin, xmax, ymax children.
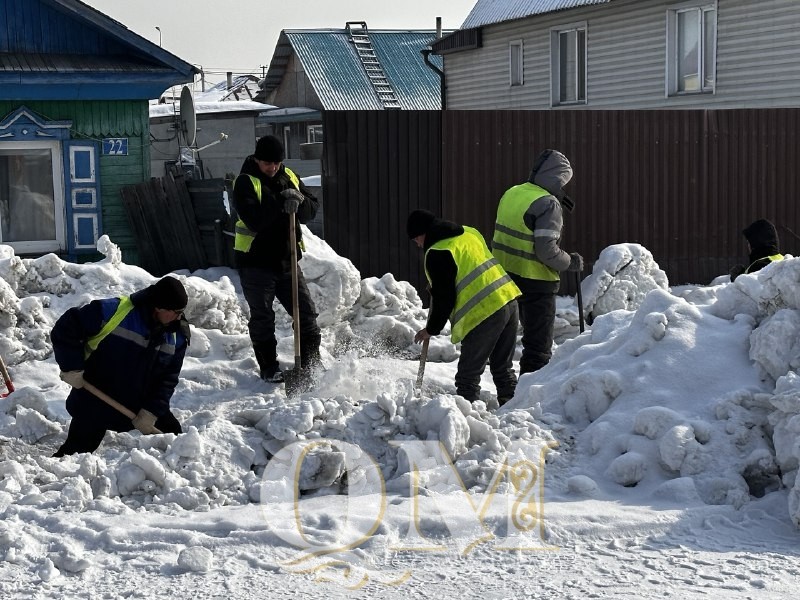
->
<box><xmin>1</xmin><ymin>232</ymin><xmax>800</xmax><ymax>599</ymax></box>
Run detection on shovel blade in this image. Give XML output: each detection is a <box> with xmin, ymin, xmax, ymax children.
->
<box><xmin>284</xmin><ymin>367</ymin><xmax>314</xmax><ymax>397</ymax></box>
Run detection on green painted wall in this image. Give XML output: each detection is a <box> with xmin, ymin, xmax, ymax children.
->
<box><xmin>0</xmin><ymin>100</ymin><xmax>150</xmax><ymax>266</ymax></box>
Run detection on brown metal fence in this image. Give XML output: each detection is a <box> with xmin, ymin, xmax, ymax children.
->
<box><xmin>323</xmin><ymin>109</ymin><xmax>800</xmax><ymax>296</ymax></box>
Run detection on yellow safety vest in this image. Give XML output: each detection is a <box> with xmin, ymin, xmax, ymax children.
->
<box><xmin>492</xmin><ymin>183</ymin><xmax>560</xmax><ymax>282</ymax></box>
<box><xmin>745</xmin><ymin>254</ymin><xmax>783</xmax><ymax>274</ymax></box>
<box><xmin>234</xmin><ymin>168</ymin><xmax>301</xmax><ymax>252</ymax></box>
<box><xmin>426</xmin><ymin>226</ymin><xmax>521</xmax><ymax>344</ymax></box>
<box><xmin>84</xmin><ymin>296</ymin><xmax>134</xmax><ymax>359</ymax></box>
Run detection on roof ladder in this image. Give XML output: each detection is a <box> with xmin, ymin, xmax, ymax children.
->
<box><xmin>346</xmin><ymin>21</ymin><xmax>401</xmax><ymax>110</ymax></box>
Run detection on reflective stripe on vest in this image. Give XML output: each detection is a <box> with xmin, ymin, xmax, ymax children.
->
<box><xmin>85</xmin><ymin>296</ymin><xmax>179</xmax><ymax>359</ymax></box>
<box><xmin>234</xmin><ymin>168</ymin><xmax>301</xmax><ymax>252</ymax></box>
<box><xmin>492</xmin><ymin>182</ymin><xmax>560</xmax><ymax>282</ymax></box>
<box><xmin>84</xmin><ymin>296</ymin><xmax>134</xmax><ymax>359</ymax></box>
<box><xmin>426</xmin><ymin>226</ymin><xmax>521</xmax><ymax>344</ymax></box>
<box><xmin>745</xmin><ymin>253</ymin><xmax>784</xmax><ymax>274</ymax></box>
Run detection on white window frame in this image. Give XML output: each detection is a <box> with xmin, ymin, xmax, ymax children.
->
<box><xmin>306</xmin><ymin>124</ymin><xmax>323</xmax><ymax>143</ymax></box>
<box><xmin>509</xmin><ymin>40</ymin><xmax>524</xmax><ymax>86</ymax></box>
<box><xmin>0</xmin><ymin>140</ymin><xmax>66</xmax><ymax>254</ymax></box>
<box><xmin>666</xmin><ymin>1</ymin><xmax>717</xmax><ymax>96</ymax></box>
<box><xmin>550</xmin><ymin>22</ymin><xmax>587</xmax><ymax>106</ymax></box>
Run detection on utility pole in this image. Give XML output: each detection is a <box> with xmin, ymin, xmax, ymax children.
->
<box><xmin>155</xmin><ymin>26</ymin><xmax>161</xmax><ymax>47</ymax></box>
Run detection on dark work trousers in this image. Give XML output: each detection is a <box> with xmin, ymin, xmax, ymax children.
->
<box><xmin>454</xmin><ymin>300</ymin><xmax>519</xmax><ymax>403</ymax></box>
<box><xmin>53</xmin><ymin>411</ymin><xmax>182</xmax><ymax>456</ymax></box>
<box><xmin>517</xmin><ymin>291</ymin><xmax>557</xmax><ymax>375</ymax></box>
<box><xmin>239</xmin><ymin>266</ymin><xmax>321</xmax><ymax>364</ymax></box>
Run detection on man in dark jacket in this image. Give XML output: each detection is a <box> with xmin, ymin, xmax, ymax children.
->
<box><xmin>408</xmin><ymin>210</ymin><xmax>521</xmax><ymax>406</ymax></box>
<box><xmin>492</xmin><ymin>149</ymin><xmax>583</xmax><ymax>376</ymax></box>
<box><xmin>729</xmin><ymin>219</ymin><xmax>784</xmax><ymax>281</ymax></box>
<box><xmin>52</xmin><ymin>276</ymin><xmax>190</xmax><ymax>456</ymax></box>
<box><xmin>233</xmin><ymin>135</ymin><xmax>322</xmax><ymax>382</ymax></box>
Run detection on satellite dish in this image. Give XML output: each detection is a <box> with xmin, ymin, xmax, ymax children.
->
<box><xmin>178</xmin><ymin>86</ymin><xmax>197</xmax><ymax>147</ymax></box>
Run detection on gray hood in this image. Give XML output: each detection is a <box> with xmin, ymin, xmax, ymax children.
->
<box><xmin>528</xmin><ymin>149</ymin><xmax>574</xmax><ymax>210</ymax></box>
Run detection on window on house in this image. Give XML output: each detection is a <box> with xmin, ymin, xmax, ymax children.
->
<box><xmin>307</xmin><ymin>125</ymin><xmax>324</xmax><ymax>143</ymax></box>
<box><xmin>667</xmin><ymin>4</ymin><xmax>716</xmax><ymax>94</ymax></box>
<box><xmin>0</xmin><ymin>143</ymin><xmax>64</xmax><ymax>252</ymax></box>
<box><xmin>509</xmin><ymin>40</ymin><xmax>524</xmax><ymax>86</ymax></box>
<box><xmin>551</xmin><ymin>25</ymin><xmax>586</xmax><ymax>105</ymax></box>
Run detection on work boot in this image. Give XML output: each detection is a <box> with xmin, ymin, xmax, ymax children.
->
<box><xmin>253</xmin><ymin>341</ymin><xmax>283</xmax><ymax>382</ymax></box>
<box><xmin>260</xmin><ymin>364</ymin><xmax>284</xmax><ymax>383</ymax></box>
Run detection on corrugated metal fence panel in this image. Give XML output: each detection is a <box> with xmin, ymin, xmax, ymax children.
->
<box><xmin>322</xmin><ymin>111</ymin><xmax>442</xmax><ymax>293</ymax></box>
<box><xmin>443</xmin><ymin>109</ymin><xmax>800</xmax><ymax>290</ymax></box>
<box><xmin>322</xmin><ymin>109</ymin><xmax>800</xmax><ymax>297</ymax></box>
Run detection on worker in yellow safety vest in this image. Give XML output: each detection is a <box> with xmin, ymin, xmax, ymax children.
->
<box><xmin>492</xmin><ymin>149</ymin><xmax>583</xmax><ymax>376</ymax></box>
<box><xmin>233</xmin><ymin>135</ymin><xmax>322</xmax><ymax>383</ymax></box>
<box><xmin>408</xmin><ymin>209</ymin><xmax>521</xmax><ymax>407</ymax></box>
<box><xmin>729</xmin><ymin>219</ymin><xmax>784</xmax><ymax>281</ymax></box>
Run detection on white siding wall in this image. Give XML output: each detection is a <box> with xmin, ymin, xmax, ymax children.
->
<box><xmin>444</xmin><ymin>0</ymin><xmax>800</xmax><ymax>109</ymax></box>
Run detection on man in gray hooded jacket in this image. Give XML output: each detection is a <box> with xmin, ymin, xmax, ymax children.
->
<box><xmin>492</xmin><ymin>149</ymin><xmax>583</xmax><ymax>375</ymax></box>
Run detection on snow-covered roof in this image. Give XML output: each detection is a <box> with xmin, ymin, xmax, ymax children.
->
<box><xmin>462</xmin><ymin>0</ymin><xmax>611</xmax><ymax>29</ymax></box>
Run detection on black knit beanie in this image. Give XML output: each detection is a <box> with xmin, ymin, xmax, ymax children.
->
<box><xmin>254</xmin><ymin>135</ymin><xmax>285</xmax><ymax>162</ymax></box>
<box><xmin>407</xmin><ymin>209</ymin><xmax>437</xmax><ymax>239</ymax></box>
<box><xmin>149</xmin><ymin>276</ymin><xmax>188</xmax><ymax>310</ymax></box>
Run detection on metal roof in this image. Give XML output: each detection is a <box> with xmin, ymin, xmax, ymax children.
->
<box><xmin>462</xmin><ymin>0</ymin><xmax>611</xmax><ymax>29</ymax></box>
<box><xmin>263</xmin><ymin>29</ymin><xmax>447</xmax><ymax>110</ymax></box>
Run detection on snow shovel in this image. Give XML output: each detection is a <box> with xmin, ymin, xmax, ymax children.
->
<box><xmin>83</xmin><ymin>381</ymin><xmax>163</xmax><ymax>435</ymax></box>
<box><xmin>0</xmin><ymin>355</ymin><xmax>14</xmax><ymax>398</ymax></box>
<box><xmin>283</xmin><ymin>214</ymin><xmax>305</xmax><ymax>397</ymax></box>
<box><xmin>575</xmin><ymin>270</ymin><xmax>585</xmax><ymax>333</ymax></box>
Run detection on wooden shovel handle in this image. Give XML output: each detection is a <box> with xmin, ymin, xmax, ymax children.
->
<box><xmin>0</xmin><ymin>355</ymin><xmax>14</xmax><ymax>394</ymax></box>
<box><xmin>83</xmin><ymin>381</ymin><xmax>163</xmax><ymax>435</ymax></box>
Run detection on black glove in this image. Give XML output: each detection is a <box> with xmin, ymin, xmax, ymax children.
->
<box><xmin>280</xmin><ymin>189</ymin><xmax>304</xmax><ymax>214</ymax></box>
<box><xmin>729</xmin><ymin>264</ymin><xmax>745</xmax><ymax>281</ymax></box>
<box><xmin>567</xmin><ymin>252</ymin><xmax>584</xmax><ymax>272</ymax></box>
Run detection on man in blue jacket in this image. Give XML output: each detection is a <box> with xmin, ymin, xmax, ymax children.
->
<box><xmin>51</xmin><ymin>276</ymin><xmax>190</xmax><ymax>456</ymax></box>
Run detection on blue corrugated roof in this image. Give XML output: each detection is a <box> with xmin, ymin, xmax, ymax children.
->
<box><xmin>269</xmin><ymin>29</ymin><xmax>446</xmax><ymax>110</ymax></box>
<box><xmin>462</xmin><ymin>0</ymin><xmax>611</xmax><ymax>29</ymax></box>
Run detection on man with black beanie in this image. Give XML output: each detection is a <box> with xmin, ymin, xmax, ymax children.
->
<box><xmin>233</xmin><ymin>135</ymin><xmax>322</xmax><ymax>382</ymax></box>
<box><xmin>729</xmin><ymin>219</ymin><xmax>784</xmax><ymax>281</ymax></box>
<box><xmin>408</xmin><ymin>209</ymin><xmax>521</xmax><ymax>406</ymax></box>
<box><xmin>52</xmin><ymin>276</ymin><xmax>191</xmax><ymax>456</ymax></box>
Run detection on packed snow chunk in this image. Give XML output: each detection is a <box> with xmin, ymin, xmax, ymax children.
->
<box><xmin>50</xmin><ymin>542</ymin><xmax>91</xmax><ymax>573</ymax></box>
<box><xmin>177</xmin><ymin>546</ymin><xmax>214</xmax><ymax>573</ymax></box>
<box><xmin>164</xmin><ymin>486</ymin><xmax>211</xmax><ymax>510</ymax></box>
<box><xmin>116</xmin><ymin>462</ymin><xmax>147</xmax><ymax>496</ymax></box>
<box><xmin>130</xmin><ymin>449</ymin><xmax>166</xmax><ymax>486</ymax></box>
<box><xmin>581</xmin><ymin>243</ymin><xmax>668</xmax><ymax>320</ymax></box>
<box><xmin>412</xmin><ymin>395</ymin><xmax>471</xmax><ymax>459</ymax></box>
<box><xmin>749</xmin><ymin>309</ymin><xmax>800</xmax><ymax>381</ymax></box>
<box><xmin>658</xmin><ymin>425</ymin><xmax>705</xmax><ymax>473</ymax></box>
<box><xmin>168</xmin><ymin>426</ymin><xmax>204</xmax><ymax>459</ymax></box>
<box><xmin>607</xmin><ymin>452</ymin><xmax>647</xmax><ymax>487</ymax></box>
<box><xmin>300</xmin><ymin>226</ymin><xmax>362</xmax><ymax>328</ymax></box>
<box><xmin>0</xmin><ymin>277</ymin><xmax>19</xmax><ymax>328</ymax></box>
<box><xmin>559</xmin><ymin>371</ymin><xmax>623</xmax><ymax>424</ymax></box>
<box><xmin>0</xmin><ymin>460</ymin><xmax>26</xmax><ymax>486</ymax></box>
<box><xmin>633</xmin><ymin>406</ymin><xmax>684</xmax><ymax>440</ymax></box>
<box><xmin>0</xmin><ymin>386</ymin><xmax>52</xmax><ymax>418</ymax></box>
<box><xmin>38</xmin><ymin>557</ymin><xmax>59</xmax><ymax>582</ymax></box>
<box><xmin>298</xmin><ymin>446</ymin><xmax>346</xmax><ymax>491</ymax></box>
<box><xmin>59</xmin><ymin>477</ymin><xmax>93</xmax><ymax>509</ymax></box>
<box><xmin>13</xmin><ymin>405</ymin><xmax>61</xmax><ymax>443</ymax></box>
<box><xmin>567</xmin><ymin>475</ymin><xmax>598</xmax><ymax>496</ymax></box>
<box><xmin>266</xmin><ymin>401</ymin><xmax>323</xmax><ymax>441</ymax></box>
<box><xmin>651</xmin><ymin>477</ymin><xmax>703</xmax><ymax>505</ymax></box>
